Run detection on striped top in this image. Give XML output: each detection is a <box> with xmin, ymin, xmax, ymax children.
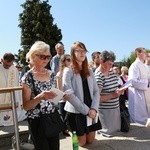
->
<box><xmin>95</xmin><ymin>70</ymin><xmax>119</xmax><ymax>109</ymax></box>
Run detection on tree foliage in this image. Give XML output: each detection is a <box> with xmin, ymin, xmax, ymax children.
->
<box><xmin>119</xmin><ymin>51</ymin><xmax>135</xmax><ymax>68</ymax></box>
<box><xmin>18</xmin><ymin>0</ymin><xmax>62</xmax><ymax>65</ymax></box>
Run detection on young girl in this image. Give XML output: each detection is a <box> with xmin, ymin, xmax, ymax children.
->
<box><xmin>62</xmin><ymin>41</ymin><xmax>101</xmax><ymax>146</ymax></box>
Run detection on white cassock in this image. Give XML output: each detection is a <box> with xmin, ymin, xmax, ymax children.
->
<box><xmin>0</xmin><ymin>64</ymin><xmax>26</xmax><ymax>126</ymax></box>
<box><xmin>128</xmin><ymin>59</ymin><xmax>150</xmax><ymax>125</ymax></box>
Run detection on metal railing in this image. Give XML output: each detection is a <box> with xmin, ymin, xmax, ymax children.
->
<box><xmin>0</xmin><ymin>86</ymin><xmax>23</xmax><ymax>150</ymax></box>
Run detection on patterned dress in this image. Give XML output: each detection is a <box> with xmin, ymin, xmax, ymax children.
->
<box><xmin>21</xmin><ymin>70</ymin><xmax>56</xmax><ymax>119</ymax></box>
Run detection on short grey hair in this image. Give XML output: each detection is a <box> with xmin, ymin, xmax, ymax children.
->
<box><xmin>100</xmin><ymin>50</ymin><xmax>116</xmax><ymax>62</ymax></box>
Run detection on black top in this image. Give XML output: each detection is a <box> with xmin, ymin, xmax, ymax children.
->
<box><xmin>80</xmin><ymin>72</ymin><xmax>92</xmax><ymax>108</ymax></box>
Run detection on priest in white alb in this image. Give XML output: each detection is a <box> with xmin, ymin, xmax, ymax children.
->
<box><xmin>128</xmin><ymin>47</ymin><xmax>150</xmax><ymax>126</ymax></box>
<box><xmin>0</xmin><ymin>53</ymin><xmax>26</xmax><ymax>126</ymax></box>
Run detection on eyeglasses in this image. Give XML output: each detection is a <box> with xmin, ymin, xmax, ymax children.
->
<box><xmin>35</xmin><ymin>54</ymin><xmax>51</xmax><ymax>60</ymax></box>
<box><xmin>74</xmin><ymin>49</ymin><xmax>87</xmax><ymax>54</ymax></box>
<box><xmin>65</xmin><ymin>58</ymin><xmax>71</xmax><ymax>62</ymax></box>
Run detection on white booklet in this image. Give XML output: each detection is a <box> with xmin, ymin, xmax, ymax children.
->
<box><xmin>49</xmin><ymin>87</ymin><xmax>64</xmax><ymax>104</ymax></box>
<box><xmin>87</xmin><ymin>113</ymin><xmax>99</xmax><ymax>126</ymax></box>
<box><xmin>119</xmin><ymin>79</ymin><xmax>133</xmax><ymax>91</ymax></box>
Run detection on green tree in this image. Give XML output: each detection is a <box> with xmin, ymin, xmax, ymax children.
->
<box><xmin>120</xmin><ymin>51</ymin><xmax>135</xmax><ymax>68</ymax></box>
<box><xmin>18</xmin><ymin>0</ymin><xmax>62</xmax><ymax>65</ymax></box>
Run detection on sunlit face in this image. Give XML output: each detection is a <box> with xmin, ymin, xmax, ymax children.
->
<box><xmin>138</xmin><ymin>49</ymin><xmax>147</xmax><ymax>61</ymax></box>
<box><xmin>74</xmin><ymin>47</ymin><xmax>87</xmax><ymax>63</ymax></box>
<box><xmin>56</xmin><ymin>45</ymin><xmax>64</xmax><ymax>55</ymax></box>
<box><xmin>64</xmin><ymin>56</ymin><xmax>71</xmax><ymax>67</ymax></box>
<box><xmin>112</xmin><ymin>66</ymin><xmax>119</xmax><ymax>75</ymax></box>
<box><xmin>34</xmin><ymin>52</ymin><xmax>51</xmax><ymax>67</ymax></box>
<box><xmin>1</xmin><ymin>59</ymin><xmax>14</xmax><ymax>69</ymax></box>
<box><xmin>102</xmin><ymin>60</ymin><xmax>114</xmax><ymax>71</ymax></box>
<box><xmin>93</xmin><ymin>53</ymin><xmax>101</xmax><ymax>65</ymax></box>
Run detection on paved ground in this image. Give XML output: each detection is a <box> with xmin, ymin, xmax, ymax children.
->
<box><xmin>1</xmin><ymin>123</ymin><xmax>150</xmax><ymax>150</ymax></box>
<box><xmin>60</xmin><ymin>123</ymin><xmax>150</xmax><ymax>150</ymax></box>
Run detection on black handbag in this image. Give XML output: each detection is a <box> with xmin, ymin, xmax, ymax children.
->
<box><xmin>120</xmin><ymin>107</ymin><xmax>130</xmax><ymax>132</ymax></box>
<box><xmin>39</xmin><ymin>109</ymin><xmax>65</xmax><ymax>138</ymax></box>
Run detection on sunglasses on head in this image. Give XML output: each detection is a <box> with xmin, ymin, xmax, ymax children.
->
<box><xmin>36</xmin><ymin>54</ymin><xmax>51</xmax><ymax>60</ymax></box>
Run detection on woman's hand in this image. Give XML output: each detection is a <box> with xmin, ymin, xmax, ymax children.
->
<box><xmin>115</xmin><ymin>88</ymin><xmax>124</xmax><ymax>95</ymax></box>
<box><xmin>88</xmin><ymin>109</ymin><xmax>97</xmax><ymax>119</ymax></box>
<box><xmin>39</xmin><ymin>91</ymin><xmax>57</xmax><ymax>100</ymax></box>
<box><xmin>63</xmin><ymin>94</ymin><xmax>71</xmax><ymax>101</ymax></box>
<box><xmin>112</xmin><ymin>88</ymin><xmax>123</xmax><ymax>98</ymax></box>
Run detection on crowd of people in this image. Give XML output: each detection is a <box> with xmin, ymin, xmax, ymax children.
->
<box><xmin>0</xmin><ymin>42</ymin><xmax>150</xmax><ymax>150</ymax></box>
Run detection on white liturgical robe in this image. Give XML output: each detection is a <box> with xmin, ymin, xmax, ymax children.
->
<box><xmin>0</xmin><ymin>64</ymin><xmax>26</xmax><ymax>126</ymax></box>
<box><xmin>128</xmin><ymin>59</ymin><xmax>150</xmax><ymax>125</ymax></box>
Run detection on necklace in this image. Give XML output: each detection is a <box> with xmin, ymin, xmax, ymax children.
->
<box><xmin>32</xmin><ymin>68</ymin><xmax>48</xmax><ymax>74</ymax></box>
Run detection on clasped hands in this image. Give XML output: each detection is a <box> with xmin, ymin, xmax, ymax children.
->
<box><xmin>88</xmin><ymin>109</ymin><xmax>97</xmax><ymax>119</ymax></box>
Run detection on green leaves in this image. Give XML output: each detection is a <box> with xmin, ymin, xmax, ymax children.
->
<box><xmin>18</xmin><ymin>0</ymin><xmax>62</xmax><ymax>65</ymax></box>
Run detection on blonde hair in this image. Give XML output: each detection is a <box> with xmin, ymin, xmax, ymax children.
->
<box><xmin>26</xmin><ymin>41</ymin><xmax>51</xmax><ymax>63</ymax></box>
<box><xmin>121</xmin><ymin>66</ymin><xmax>128</xmax><ymax>73</ymax></box>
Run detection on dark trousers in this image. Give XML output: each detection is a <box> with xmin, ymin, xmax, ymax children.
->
<box><xmin>28</xmin><ymin>118</ymin><xmax>59</xmax><ymax>150</ymax></box>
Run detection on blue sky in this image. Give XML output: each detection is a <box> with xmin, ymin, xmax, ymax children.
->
<box><xmin>0</xmin><ymin>0</ymin><xmax>150</xmax><ymax>62</ymax></box>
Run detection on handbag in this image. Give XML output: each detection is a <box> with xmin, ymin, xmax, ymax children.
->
<box><xmin>39</xmin><ymin>109</ymin><xmax>65</xmax><ymax>138</ymax></box>
<box><xmin>120</xmin><ymin>107</ymin><xmax>130</xmax><ymax>132</ymax></box>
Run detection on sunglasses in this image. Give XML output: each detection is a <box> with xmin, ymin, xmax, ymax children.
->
<box><xmin>65</xmin><ymin>58</ymin><xmax>71</xmax><ymax>62</ymax></box>
<box><xmin>36</xmin><ymin>54</ymin><xmax>51</xmax><ymax>60</ymax></box>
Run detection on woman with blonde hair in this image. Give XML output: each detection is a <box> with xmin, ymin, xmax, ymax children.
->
<box><xmin>121</xmin><ymin>66</ymin><xmax>128</xmax><ymax>82</ymax></box>
<box><xmin>21</xmin><ymin>41</ymin><xmax>61</xmax><ymax>150</ymax></box>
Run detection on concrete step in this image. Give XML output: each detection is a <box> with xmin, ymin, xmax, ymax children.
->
<box><xmin>0</xmin><ymin>120</ymin><xmax>29</xmax><ymax>148</ymax></box>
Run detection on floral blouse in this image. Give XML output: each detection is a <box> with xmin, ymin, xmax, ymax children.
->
<box><xmin>21</xmin><ymin>70</ymin><xmax>56</xmax><ymax>119</ymax></box>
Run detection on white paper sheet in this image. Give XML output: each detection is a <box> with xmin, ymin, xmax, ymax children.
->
<box><xmin>49</xmin><ymin>87</ymin><xmax>64</xmax><ymax>104</ymax></box>
<box><xmin>119</xmin><ymin>79</ymin><xmax>133</xmax><ymax>91</ymax></box>
<box><xmin>64</xmin><ymin>89</ymin><xmax>74</xmax><ymax>94</ymax></box>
